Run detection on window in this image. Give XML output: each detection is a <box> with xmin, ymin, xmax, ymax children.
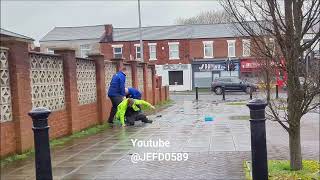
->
<box><xmin>80</xmin><ymin>44</ymin><xmax>90</xmax><ymax>58</ymax></box>
<box><xmin>135</xmin><ymin>44</ymin><xmax>141</xmax><ymax>60</ymax></box>
<box><xmin>169</xmin><ymin>71</ymin><xmax>183</xmax><ymax>85</ymax></box>
<box><xmin>148</xmin><ymin>43</ymin><xmax>157</xmax><ymax>60</ymax></box>
<box><xmin>227</xmin><ymin>40</ymin><xmax>236</xmax><ymax>57</ymax></box>
<box><xmin>242</xmin><ymin>39</ymin><xmax>251</xmax><ymax>57</ymax></box>
<box><xmin>168</xmin><ymin>42</ymin><xmax>179</xmax><ymax>60</ymax></box>
<box><xmin>47</xmin><ymin>48</ymin><xmax>54</xmax><ymax>54</ymax></box>
<box><xmin>265</xmin><ymin>37</ymin><xmax>276</xmax><ymax>55</ymax></box>
<box><xmin>203</xmin><ymin>41</ymin><xmax>213</xmax><ymax>58</ymax></box>
<box><xmin>112</xmin><ymin>44</ymin><xmax>123</xmax><ymax>59</ymax></box>
<box><xmin>269</xmin><ymin>38</ymin><xmax>275</xmax><ymax>55</ymax></box>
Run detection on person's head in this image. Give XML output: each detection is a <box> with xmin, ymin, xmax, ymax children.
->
<box><xmin>127</xmin><ymin>98</ymin><xmax>135</xmax><ymax>107</ymax></box>
<box><xmin>119</xmin><ymin>66</ymin><xmax>127</xmax><ymax>74</ymax></box>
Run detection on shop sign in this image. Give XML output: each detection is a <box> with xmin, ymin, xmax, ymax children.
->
<box><xmin>241</xmin><ymin>62</ymin><xmax>259</xmax><ymax>69</ymax></box>
<box><xmin>198</xmin><ymin>63</ymin><xmax>225</xmax><ymax>71</ymax></box>
<box><xmin>163</xmin><ymin>64</ymin><xmax>189</xmax><ymax>70</ymax></box>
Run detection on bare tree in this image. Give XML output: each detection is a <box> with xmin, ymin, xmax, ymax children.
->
<box><xmin>175</xmin><ymin>10</ymin><xmax>233</xmax><ymax>25</ymax></box>
<box><xmin>222</xmin><ymin>0</ymin><xmax>320</xmax><ymax>171</ymax></box>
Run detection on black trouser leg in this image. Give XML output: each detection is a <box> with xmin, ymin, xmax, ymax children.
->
<box><xmin>108</xmin><ymin>96</ymin><xmax>123</xmax><ymax>123</ymax></box>
<box><xmin>126</xmin><ymin>115</ymin><xmax>135</xmax><ymax>126</ymax></box>
<box><xmin>136</xmin><ymin>113</ymin><xmax>149</xmax><ymax>123</ymax></box>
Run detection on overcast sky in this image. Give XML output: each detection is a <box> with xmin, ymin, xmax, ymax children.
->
<box><xmin>1</xmin><ymin>0</ymin><xmax>223</xmax><ymax>44</ymax></box>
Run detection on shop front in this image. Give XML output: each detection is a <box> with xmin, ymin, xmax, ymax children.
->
<box><xmin>192</xmin><ymin>59</ymin><xmax>240</xmax><ymax>88</ymax></box>
<box><xmin>240</xmin><ymin>58</ymin><xmax>287</xmax><ymax>88</ymax></box>
<box><xmin>240</xmin><ymin>59</ymin><xmax>259</xmax><ymax>83</ymax></box>
<box><xmin>155</xmin><ymin>63</ymin><xmax>192</xmax><ymax>91</ymax></box>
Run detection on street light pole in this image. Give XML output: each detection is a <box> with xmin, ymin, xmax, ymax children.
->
<box><xmin>138</xmin><ymin>0</ymin><xmax>144</xmax><ymax>62</ymax></box>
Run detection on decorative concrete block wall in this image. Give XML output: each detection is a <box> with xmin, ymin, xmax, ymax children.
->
<box><xmin>0</xmin><ymin>39</ymin><xmax>169</xmax><ymax>158</ymax></box>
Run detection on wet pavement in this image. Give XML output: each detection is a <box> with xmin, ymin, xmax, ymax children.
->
<box><xmin>1</xmin><ymin>94</ymin><xmax>319</xmax><ymax>180</ymax></box>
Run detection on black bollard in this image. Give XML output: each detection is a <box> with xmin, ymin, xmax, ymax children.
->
<box><xmin>275</xmin><ymin>84</ymin><xmax>279</xmax><ymax>99</ymax></box>
<box><xmin>247</xmin><ymin>99</ymin><xmax>268</xmax><ymax>180</ymax></box>
<box><xmin>196</xmin><ymin>87</ymin><xmax>199</xmax><ymax>101</ymax></box>
<box><xmin>222</xmin><ymin>86</ymin><xmax>225</xmax><ymax>101</ymax></box>
<box><xmin>28</xmin><ymin>107</ymin><xmax>53</xmax><ymax>180</ymax></box>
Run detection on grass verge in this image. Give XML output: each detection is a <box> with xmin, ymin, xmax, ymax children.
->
<box><xmin>244</xmin><ymin>160</ymin><xmax>320</xmax><ymax>180</ymax></box>
<box><xmin>1</xmin><ymin>99</ymin><xmax>173</xmax><ymax>167</ymax></box>
<box><xmin>225</xmin><ymin>102</ymin><xmax>247</xmax><ymax>106</ymax></box>
<box><xmin>0</xmin><ymin>123</ymin><xmax>110</xmax><ymax>168</ymax></box>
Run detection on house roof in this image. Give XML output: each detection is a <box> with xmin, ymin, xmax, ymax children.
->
<box><xmin>0</xmin><ymin>28</ymin><xmax>34</xmax><ymax>41</ymax></box>
<box><xmin>39</xmin><ymin>21</ymin><xmax>319</xmax><ymax>43</ymax></box>
<box><xmin>40</xmin><ymin>23</ymin><xmax>243</xmax><ymax>43</ymax></box>
<box><xmin>40</xmin><ymin>25</ymin><xmax>106</xmax><ymax>42</ymax></box>
<box><xmin>112</xmin><ymin>23</ymin><xmax>242</xmax><ymax>42</ymax></box>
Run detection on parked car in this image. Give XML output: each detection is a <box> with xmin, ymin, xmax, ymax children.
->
<box><xmin>211</xmin><ymin>77</ymin><xmax>257</xmax><ymax>95</ymax></box>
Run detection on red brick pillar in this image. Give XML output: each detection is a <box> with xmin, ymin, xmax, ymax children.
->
<box><xmin>158</xmin><ymin>76</ymin><xmax>163</xmax><ymax>103</ymax></box>
<box><xmin>2</xmin><ymin>40</ymin><xmax>33</xmax><ymax>153</ymax></box>
<box><xmin>55</xmin><ymin>49</ymin><xmax>80</xmax><ymax>133</ymax></box>
<box><xmin>148</xmin><ymin>64</ymin><xmax>156</xmax><ymax>105</ymax></box>
<box><xmin>129</xmin><ymin>60</ymin><xmax>138</xmax><ymax>88</ymax></box>
<box><xmin>141</xmin><ymin>62</ymin><xmax>149</xmax><ymax>101</ymax></box>
<box><xmin>166</xmin><ymin>86</ymin><xmax>170</xmax><ymax>100</ymax></box>
<box><xmin>88</xmin><ymin>53</ymin><xmax>107</xmax><ymax>124</ymax></box>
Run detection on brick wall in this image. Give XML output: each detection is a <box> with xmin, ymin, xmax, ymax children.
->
<box><xmin>100</xmin><ymin>37</ymin><xmax>255</xmax><ymax>65</ymax></box>
<box><xmin>0</xmin><ymin>38</ymin><xmax>169</xmax><ymax>158</ymax></box>
<box><xmin>100</xmin><ymin>39</ymin><xmax>191</xmax><ymax>65</ymax></box>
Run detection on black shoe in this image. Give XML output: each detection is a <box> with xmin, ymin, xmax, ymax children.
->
<box><xmin>126</xmin><ymin>122</ymin><xmax>135</xmax><ymax>126</ymax></box>
<box><xmin>143</xmin><ymin>120</ymin><xmax>153</xmax><ymax>123</ymax></box>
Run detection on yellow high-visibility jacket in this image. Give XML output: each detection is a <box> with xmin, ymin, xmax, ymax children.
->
<box><xmin>115</xmin><ymin>99</ymin><xmax>153</xmax><ymax>125</ymax></box>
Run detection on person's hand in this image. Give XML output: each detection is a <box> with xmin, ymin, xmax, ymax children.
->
<box><xmin>121</xmin><ymin>124</ymin><xmax>126</xmax><ymax>127</ymax></box>
<box><xmin>151</xmin><ymin>106</ymin><xmax>156</xmax><ymax>110</ymax></box>
<box><xmin>122</xmin><ymin>96</ymin><xmax>126</xmax><ymax>100</ymax></box>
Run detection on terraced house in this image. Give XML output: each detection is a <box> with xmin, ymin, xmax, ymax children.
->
<box><xmin>99</xmin><ymin>24</ymin><xmax>254</xmax><ymax>91</ymax></box>
<box><xmin>42</xmin><ymin>23</ymin><xmax>298</xmax><ymax>91</ymax></box>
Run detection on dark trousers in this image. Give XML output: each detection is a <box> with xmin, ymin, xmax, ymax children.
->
<box><xmin>108</xmin><ymin>96</ymin><xmax>123</xmax><ymax>123</ymax></box>
<box><xmin>125</xmin><ymin>107</ymin><xmax>148</xmax><ymax>125</ymax></box>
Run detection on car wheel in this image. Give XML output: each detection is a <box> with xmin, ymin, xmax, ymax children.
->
<box><xmin>214</xmin><ymin>87</ymin><xmax>223</xmax><ymax>95</ymax></box>
<box><xmin>245</xmin><ymin>86</ymin><xmax>252</xmax><ymax>94</ymax></box>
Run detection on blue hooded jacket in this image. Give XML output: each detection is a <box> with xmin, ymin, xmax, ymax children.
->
<box><xmin>108</xmin><ymin>71</ymin><xmax>126</xmax><ymax>97</ymax></box>
<box><xmin>128</xmin><ymin>87</ymin><xmax>142</xmax><ymax>99</ymax></box>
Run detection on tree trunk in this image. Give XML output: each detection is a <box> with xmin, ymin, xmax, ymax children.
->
<box><xmin>289</xmin><ymin>122</ymin><xmax>302</xmax><ymax>170</ymax></box>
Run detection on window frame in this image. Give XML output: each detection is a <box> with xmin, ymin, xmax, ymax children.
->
<box><xmin>112</xmin><ymin>44</ymin><xmax>123</xmax><ymax>59</ymax></box>
<box><xmin>134</xmin><ymin>44</ymin><xmax>141</xmax><ymax>60</ymax></box>
<box><xmin>242</xmin><ymin>39</ymin><xmax>251</xmax><ymax>57</ymax></box>
<box><xmin>148</xmin><ymin>43</ymin><xmax>157</xmax><ymax>60</ymax></box>
<box><xmin>227</xmin><ymin>40</ymin><xmax>236</xmax><ymax>57</ymax></box>
<box><xmin>46</xmin><ymin>48</ymin><xmax>54</xmax><ymax>54</ymax></box>
<box><xmin>203</xmin><ymin>41</ymin><xmax>214</xmax><ymax>58</ymax></box>
<box><xmin>80</xmin><ymin>44</ymin><xmax>91</xmax><ymax>58</ymax></box>
<box><xmin>168</xmin><ymin>42</ymin><xmax>180</xmax><ymax>60</ymax></box>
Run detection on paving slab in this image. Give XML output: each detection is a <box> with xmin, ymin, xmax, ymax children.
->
<box><xmin>1</xmin><ymin>94</ymin><xmax>319</xmax><ymax>180</ymax></box>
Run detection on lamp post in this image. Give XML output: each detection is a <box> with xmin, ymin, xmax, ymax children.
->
<box><xmin>138</xmin><ymin>0</ymin><xmax>144</xmax><ymax>62</ymax></box>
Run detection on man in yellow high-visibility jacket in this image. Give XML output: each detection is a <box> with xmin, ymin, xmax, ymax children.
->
<box><xmin>115</xmin><ymin>98</ymin><xmax>155</xmax><ymax>127</ymax></box>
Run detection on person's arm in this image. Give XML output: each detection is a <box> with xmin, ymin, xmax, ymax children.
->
<box><xmin>135</xmin><ymin>100</ymin><xmax>155</xmax><ymax>109</ymax></box>
<box><xmin>120</xmin><ymin>74</ymin><xmax>126</xmax><ymax>97</ymax></box>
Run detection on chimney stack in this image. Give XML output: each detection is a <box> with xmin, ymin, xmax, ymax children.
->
<box><xmin>101</xmin><ymin>24</ymin><xmax>113</xmax><ymax>42</ymax></box>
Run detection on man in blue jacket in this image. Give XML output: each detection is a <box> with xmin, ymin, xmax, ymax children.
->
<box><xmin>126</xmin><ymin>87</ymin><xmax>142</xmax><ymax>100</ymax></box>
<box><xmin>107</xmin><ymin>67</ymin><xmax>126</xmax><ymax>124</ymax></box>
